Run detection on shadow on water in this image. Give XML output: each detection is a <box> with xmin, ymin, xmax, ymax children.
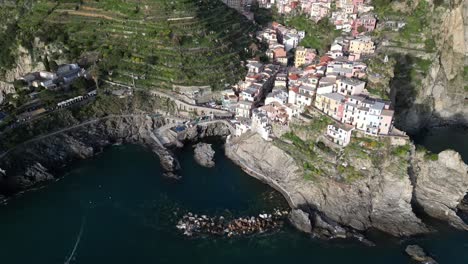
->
<box><xmin>0</xmin><ymin>144</ymin><xmax>468</xmax><ymax>263</ymax></box>
<box><xmin>410</xmin><ymin>125</ymin><xmax>468</xmax><ymax>163</ymax></box>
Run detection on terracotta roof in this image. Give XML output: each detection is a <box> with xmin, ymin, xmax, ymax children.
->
<box><xmin>289</xmin><ymin>74</ymin><xmax>300</xmax><ymax>80</ymax></box>
<box><xmin>320</xmin><ymin>55</ymin><xmax>333</xmax><ymax>64</ymax></box>
<box><xmin>290</xmin><ymin>86</ymin><xmax>299</xmax><ymax>93</ymax></box>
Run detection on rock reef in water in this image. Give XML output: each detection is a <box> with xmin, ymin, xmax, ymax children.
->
<box><xmin>405</xmin><ymin>245</ymin><xmax>438</xmax><ymax>264</ymax></box>
<box><xmin>176</xmin><ymin>209</ymin><xmax>289</xmax><ymax>238</ymax></box>
<box><xmin>193</xmin><ymin>143</ymin><xmax>215</xmax><ymax>168</ymax></box>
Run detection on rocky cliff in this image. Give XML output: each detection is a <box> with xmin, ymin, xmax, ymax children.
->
<box><xmin>393</xmin><ymin>0</ymin><xmax>468</xmax><ymax>132</ymax></box>
<box><xmin>0</xmin><ymin>116</ymin><xmax>232</xmax><ymax>195</ymax></box>
<box><xmin>412</xmin><ymin>150</ymin><xmax>468</xmax><ymax>230</ymax></box>
<box><xmin>0</xmin><ymin>115</ymin><xmax>176</xmax><ymax>193</ymax></box>
<box><xmin>226</xmin><ymin>132</ymin><xmax>468</xmax><ymax>238</ymax></box>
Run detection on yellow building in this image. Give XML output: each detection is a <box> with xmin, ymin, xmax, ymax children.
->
<box><xmin>349</xmin><ymin>37</ymin><xmax>375</xmax><ymax>55</ymax></box>
<box><xmin>294</xmin><ymin>46</ymin><xmax>307</xmax><ymax>68</ymax></box>
<box><xmin>314</xmin><ymin>93</ymin><xmax>346</xmax><ymax>120</ymax></box>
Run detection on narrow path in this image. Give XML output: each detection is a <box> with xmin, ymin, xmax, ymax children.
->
<box><xmin>0</xmin><ymin>114</ymin><xmax>147</xmax><ymax>159</ymax></box>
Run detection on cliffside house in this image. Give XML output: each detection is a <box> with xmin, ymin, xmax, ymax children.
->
<box><xmin>236</xmin><ymin>100</ymin><xmax>253</xmax><ymax>118</ymax></box>
<box><xmin>327</xmin><ymin>123</ymin><xmax>354</xmax><ymax>146</ymax></box>
<box><xmin>251</xmin><ymin>108</ymin><xmax>273</xmax><ymax>140</ymax></box>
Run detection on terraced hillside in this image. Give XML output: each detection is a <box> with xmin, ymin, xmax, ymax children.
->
<box><xmin>9</xmin><ymin>0</ymin><xmax>258</xmax><ymax>90</ymax></box>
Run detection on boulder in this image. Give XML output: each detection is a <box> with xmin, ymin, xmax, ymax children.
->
<box><xmin>288</xmin><ymin>209</ymin><xmax>312</xmax><ymax>233</ymax></box>
<box><xmin>193</xmin><ymin>143</ymin><xmax>215</xmax><ymax>168</ymax></box>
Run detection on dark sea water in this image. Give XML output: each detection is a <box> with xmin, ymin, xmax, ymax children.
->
<box><xmin>0</xmin><ymin>139</ymin><xmax>467</xmax><ymax>264</ymax></box>
<box><xmin>411</xmin><ymin>126</ymin><xmax>468</xmax><ymax>163</ymax></box>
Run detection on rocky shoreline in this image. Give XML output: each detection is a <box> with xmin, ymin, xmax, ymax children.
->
<box><xmin>0</xmin><ymin>117</ymin><xmax>467</xmax><ymax>242</ymax></box>
<box><xmin>224</xmin><ymin>132</ymin><xmax>468</xmax><ymax>240</ymax></box>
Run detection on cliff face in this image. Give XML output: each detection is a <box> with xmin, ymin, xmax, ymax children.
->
<box><xmin>412</xmin><ymin>150</ymin><xmax>468</xmax><ymax>230</ymax></box>
<box><xmin>394</xmin><ymin>0</ymin><xmax>468</xmax><ymax>132</ymax></box>
<box><xmin>0</xmin><ymin>116</ymin><xmax>232</xmax><ymax>194</ymax></box>
<box><xmin>0</xmin><ymin>115</ymin><xmax>172</xmax><ymax>193</ymax></box>
<box><xmin>226</xmin><ymin>133</ymin><xmax>427</xmax><ymax>237</ymax></box>
<box><xmin>226</xmin><ymin>133</ymin><xmax>468</xmax><ymax>237</ymax></box>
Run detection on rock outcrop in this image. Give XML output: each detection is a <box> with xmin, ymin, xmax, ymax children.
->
<box><xmin>412</xmin><ymin>150</ymin><xmax>468</xmax><ymax>230</ymax></box>
<box><xmin>193</xmin><ymin>143</ymin><xmax>215</xmax><ymax>168</ymax></box>
<box><xmin>226</xmin><ymin>133</ymin><xmax>428</xmax><ymax>237</ymax></box>
<box><xmin>0</xmin><ymin>117</ymin><xmax>233</xmax><ymax>195</ymax></box>
<box><xmin>405</xmin><ymin>244</ymin><xmax>438</xmax><ymax>264</ymax></box>
<box><xmin>0</xmin><ymin>115</ymin><xmax>180</xmax><ymax>193</ymax></box>
<box><xmin>226</xmin><ymin>132</ymin><xmax>468</xmax><ymax>237</ymax></box>
<box><xmin>289</xmin><ymin>209</ymin><xmax>312</xmax><ymax>233</ymax></box>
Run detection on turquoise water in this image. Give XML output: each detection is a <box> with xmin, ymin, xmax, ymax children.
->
<box><xmin>0</xmin><ymin>143</ymin><xmax>467</xmax><ymax>264</ymax></box>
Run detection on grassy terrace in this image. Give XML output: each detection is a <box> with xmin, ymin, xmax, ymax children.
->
<box><xmin>12</xmin><ymin>0</ymin><xmax>258</xmax><ymax>90</ymax></box>
<box><xmin>273</xmin><ymin>114</ymin><xmax>411</xmax><ymax>183</ymax></box>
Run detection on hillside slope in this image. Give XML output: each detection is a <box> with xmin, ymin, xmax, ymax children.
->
<box><xmin>0</xmin><ymin>0</ymin><xmax>257</xmax><ymax>92</ymax></box>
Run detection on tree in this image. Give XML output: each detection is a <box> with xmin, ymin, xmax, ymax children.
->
<box><xmin>357</xmin><ymin>25</ymin><xmax>366</xmax><ymax>33</ymax></box>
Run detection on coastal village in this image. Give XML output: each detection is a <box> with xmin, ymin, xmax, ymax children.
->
<box><xmin>0</xmin><ymin>0</ymin><xmax>407</xmax><ymax>151</ymax></box>
<box><xmin>218</xmin><ymin>0</ymin><xmax>404</xmax><ymax>147</ymax></box>
<box><xmin>1</xmin><ymin>1</ymin><xmax>468</xmax><ymax>258</ymax></box>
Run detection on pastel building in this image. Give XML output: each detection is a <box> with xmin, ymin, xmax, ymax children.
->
<box><xmin>236</xmin><ymin>100</ymin><xmax>253</xmax><ymax>118</ymax></box>
<box><xmin>336</xmin><ymin>78</ymin><xmax>366</xmax><ymax>96</ymax></box>
<box><xmin>251</xmin><ymin>108</ymin><xmax>273</xmax><ymax>140</ymax></box>
<box><xmin>349</xmin><ymin>36</ymin><xmax>375</xmax><ymax>55</ymax></box>
<box><xmin>352</xmin><ymin>14</ymin><xmax>377</xmax><ymax>36</ymax></box>
<box><xmin>327</xmin><ymin>123</ymin><xmax>354</xmax><ymax>146</ymax></box>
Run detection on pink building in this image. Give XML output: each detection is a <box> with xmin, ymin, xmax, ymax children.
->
<box><xmin>352</xmin><ymin>0</ymin><xmax>364</xmax><ymax>7</ymax></box>
<box><xmin>378</xmin><ymin>109</ymin><xmax>394</xmax><ymax>135</ymax></box>
<box><xmin>352</xmin><ymin>14</ymin><xmax>377</xmax><ymax>36</ymax></box>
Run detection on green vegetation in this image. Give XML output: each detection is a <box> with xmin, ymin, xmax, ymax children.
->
<box><xmin>424</xmin><ymin>38</ymin><xmax>436</xmax><ymax>52</ymax></box>
<box><xmin>399</xmin><ymin>0</ymin><xmax>430</xmax><ymax>42</ymax></box>
<box><xmin>283</xmin><ymin>16</ymin><xmax>340</xmax><ymax>53</ymax></box>
<box><xmin>0</xmin><ymin>89</ymin><xmax>175</xmax><ymax>149</ymax></box>
<box><xmin>303</xmin><ymin>162</ymin><xmax>321</xmax><ymax>181</ymax></box>
<box><xmin>413</xmin><ymin>57</ymin><xmax>432</xmax><ymax>75</ymax></box>
<box><xmin>424</xmin><ymin>152</ymin><xmax>439</xmax><ymax>161</ymax></box>
<box><xmin>416</xmin><ymin>145</ymin><xmax>439</xmax><ymax>161</ymax></box>
<box><xmin>3</xmin><ymin>0</ymin><xmax>258</xmax><ymax>90</ymax></box>
<box><xmin>392</xmin><ymin>144</ymin><xmax>411</xmax><ymax>157</ymax></box>
<box><xmin>464</xmin><ymin>66</ymin><xmax>468</xmax><ymax>91</ymax></box>
<box><xmin>338</xmin><ymin>164</ymin><xmax>363</xmax><ymax>183</ymax></box>
<box><xmin>251</xmin><ymin>6</ymin><xmax>340</xmax><ymax>53</ymax></box>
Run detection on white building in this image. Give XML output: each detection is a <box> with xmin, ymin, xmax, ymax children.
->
<box><xmin>251</xmin><ymin>108</ymin><xmax>272</xmax><ymax>140</ymax></box>
<box><xmin>234</xmin><ymin>120</ymin><xmax>252</xmax><ymax>137</ymax></box>
<box><xmin>265</xmin><ymin>89</ymin><xmax>289</xmax><ymax>105</ymax></box>
<box><xmin>283</xmin><ymin>34</ymin><xmax>300</xmax><ymax>51</ymax></box>
<box><xmin>236</xmin><ymin>100</ymin><xmax>252</xmax><ymax>118</ymax></box>
<box><xmin>327</xmin><ymin>123</ymin><xmax>354</xmax><ymax>146</ymax></box>
<box><xmin>336</xmin><ymin>78</ymin><xmax>366</xmax><ymax>96</ymax></box>
<box><xmin>295</xmin><ymin>85</ymin><xmax>315</xmax><ymax>107</ymax></box>
<box><xmin>241</xmin><ymin>87</ymin><xmax>258</xmax><ymax>102</ymax></box>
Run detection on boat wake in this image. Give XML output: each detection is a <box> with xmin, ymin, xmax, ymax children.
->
<box><xmin>64</xmin><ymin>215</ymin><xmax>86</xmax><ymax>264</ymax></box>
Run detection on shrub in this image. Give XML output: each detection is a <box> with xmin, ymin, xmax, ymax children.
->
<box><xmin>392</xmin><ymin>144</ymin><xmax>411</xmax><ymax>157</ymax></box>
<box><xmin>424</xmin><ymin>152</ymin><xmax>439</xmax><ymax>161</ymax></box>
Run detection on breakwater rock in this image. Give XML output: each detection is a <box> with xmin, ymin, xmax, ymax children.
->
<box><xmin>193</xmin><ymin>143</ymin><xmax>215</xmax><ymax>168</ymax></box>
<box><xmin>176</xmin><ymin>209</ymin><xmax>289</xmax><ymax>237</ymax></box>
